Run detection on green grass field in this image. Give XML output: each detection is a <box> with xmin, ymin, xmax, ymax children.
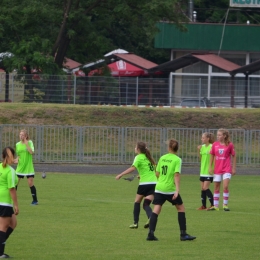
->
<box><xmin>9</xmin><ymin>173</ymin><xmax>260</xmax><ymax>260</ymax></box>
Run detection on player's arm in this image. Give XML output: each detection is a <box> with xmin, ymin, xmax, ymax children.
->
<box><xmin>172</xmin><ymin>172</ymin><xmax>180</xmax><ymax>200</ymax></box>
<box><xmin>209</xmin><ymin>154</ymin><xmax>214</xmax><ymax>175</ymax></box>
<box><xmin>9</xmin><ymin>188</ymin><xmax>19</xmax><ymax>215</ymax></box>
<box><xmin>115</xmin><ymin>166</ymin><xmax>136</xmax><ymax>180</ymax></box>
<box><xmin>25</xmin><ymin>140</ymin><xmax>34</xmax><ymax>155</ymax></box>
<box><xmin>197</xmin><ymin>145</ymin><xmax>202</xmax><ymax>160</ymax></box>
<box><xmin>231</xmin><ymin>154</ymin><xmax>236</xmax><ymax>175</ymax></box>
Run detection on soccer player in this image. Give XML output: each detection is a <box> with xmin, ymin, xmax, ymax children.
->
<box><xmin>115</xmin><ymin>142</ymin><xmax>157</xmax><ymax>229</ymax></box>
<box><xmin>208</xmin><ymin>128</ymin><xmax>236</xmax><ymax>211</ymax></box>
<box><xmin>146</xmin><ymin>139</ymin><xmax>196</xmax><ymax>241</ymax></box>
<box><xmin>14</xmin><ymin>129</ymin><xmax>38</xmax><ymax>205</ymax></box>
<box><xmin>0</xmin><ymin>147</ymin><xmax>19</xmax><ymax>258</ymax></box>
<box><xmin>197</xmin><ymin>132</ymin><xmax>214</xmax><ymax>210</ymax></box>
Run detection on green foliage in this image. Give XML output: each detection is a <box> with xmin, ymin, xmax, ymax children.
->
<box><xmin>12</xmin><ymin>173</ymin><xmax>260</xmax><ymax>259</ymax></box>
<box><xmin>0</xmin><ymin>0</ymin><xmax>188</xmax><ymax>73</ymax></box>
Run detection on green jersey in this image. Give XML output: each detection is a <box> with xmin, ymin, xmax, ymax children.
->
<box><xmin>132</xmin><ymin>153</ymin><xmax>157</xmax><ymax>185</ymax></box>
<box><xmin>155</xmin><ymin>153</ymin><xmax>182</xmax><ymax>194</ymax></box>
<box><xmin>16</xmin><ymin>140</ymin><xmax>35</xmax><ymax>175</ymax></box>
<box><xmin>0</xmin><ymin>164</ymin><xmax>18</xmax><ymax>207</ymax></box>
<box><xmin>200</xmin><ymin>144</ymin><xmax>212</xmax><ymax>177</ymax></box>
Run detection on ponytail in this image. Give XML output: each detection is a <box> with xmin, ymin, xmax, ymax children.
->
<box><xmin>136</xmin><ymin>142</ymin><xmax>156</xmax><ymax>165</ymax></box>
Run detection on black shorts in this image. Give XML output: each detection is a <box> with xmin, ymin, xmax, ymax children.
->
<box><xmin>153</xmin><ymin>192</ymin><xmax>183</xmax><ymax>206</ymax></box>
<box><xmin>200</xmin><ymin>176</ymin><xmax>213</xmax><ymax>183</ymax></box>
<box><xmin>17</xmin><ymin>175</ymin><xmax>35</xmax><ymax>179</ymax></box>
<box><xmin>137</xmin><ymin>184</ymin><xmax>156</xmax><ymax>197</ymax></box>
<box><xmin>0</xmin><ymin>206</ymin><xmax>14</xmax><ymax>217</ymax></box>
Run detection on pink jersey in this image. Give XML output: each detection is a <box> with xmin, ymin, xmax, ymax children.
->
<box><xmin>210</xmin><ymin>141</ymin><xmax>235</xmax><ymax>174</ymax></box>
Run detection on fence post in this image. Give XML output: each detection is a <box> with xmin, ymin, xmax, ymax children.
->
<box><xmin>73</xmin><ymin>75</ymin><xmax>76</xmax><ymax>104</ymax></box>
<box><xmin>135</xmin><ymin>77</ymin><xmax>139</xmax><ymax>105</ymax></box>
<box><xmin>120</xmin><ymin>127</ymin><xmax>125</xmax><ymax>163</ymax></box>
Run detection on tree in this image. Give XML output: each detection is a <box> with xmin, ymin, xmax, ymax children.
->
<box><xmin>0</xmin><ymin>0</ymin><xmax>189</xmax><ymax>72</ymax></box>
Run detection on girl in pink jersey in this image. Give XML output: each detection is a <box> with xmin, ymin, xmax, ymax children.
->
<box><xmin>208</xmin><ymin>128</ymin><xmax>236</xmax><ymax>211</ymax></box>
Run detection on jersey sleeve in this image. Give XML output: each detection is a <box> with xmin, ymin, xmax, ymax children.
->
<box><xmin>29</xmin><ymin>140</ymin><xmax>35</xmax><ymax>152</ymax></box>
<box><xmin>229</xmin><ymin>143</ymin><xmax>236</xmax><ymax>156</ymax></box>
<box><xmin>7</xmin><ymin>167</ymin><xmax>17</xmax><ymax>189</ymax></box>
<box><xmin>175</xmin><ymin>157</ymin><xmax>182</xmax><ymax>173</ymax></box>
<box><xmin>210</xmin><ymin>142</ymin><xmax>216</xmax><ymax>155</ymax></box>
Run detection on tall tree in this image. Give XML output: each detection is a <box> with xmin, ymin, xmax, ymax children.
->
<box><xmin>0</xmin><ymin>0</ymin><xmax>188</xmax><ymax>73</ymax></box>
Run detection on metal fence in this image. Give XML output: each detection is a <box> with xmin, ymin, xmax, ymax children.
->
<box><xmin>1</xmin><ymin>73</ymin><xmax>260</xmax><ymax>107</ymax></box>
<box><xmin>1</xmin><ymin>125</ymin><xmax>259</xmax><ymax>165</ymax></box>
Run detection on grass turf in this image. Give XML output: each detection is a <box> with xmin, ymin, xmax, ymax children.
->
<box><xmin>9</xmin><ymin>173</ymin><xmax>260</xmax><ymax>260</ymax></box>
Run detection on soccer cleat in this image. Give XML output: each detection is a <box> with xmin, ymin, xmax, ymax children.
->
<box><xmin>0</xmin><ymin>254</ymin><xmax>10</xmax><ymax>258</ymax></box>
<box><xmin>197</xmin><ymin>205</ymin><xmax>207</xmax><ymax>210</ymax></box>
<box><xmin>180</xmin><ymin>234</ymin><xmax>196</xmax><ymax>241</ymax></box>
<box><xmin>146</xmin><ymin>232</ymin><xmax>158</xmax><ymax>241</ymax></box>
<box><xmin>129</xmin><ymin>223</ymin><xmax>138</xmax><ymax>229</ymax></box>
<box><xmin>144</xmin><ymin>219</ymin><xmax>150</xmax><ymax>228</ymax></box>
<box><xmin>31</xmin><ymin>201</ymin><xmax>38</xmax><ymax>205</ymax></box>
<box><xmin>223</xmin><ymin>205</ymin><xmax>230</xmax><ymax>211</ymax></box>
<box><xmin>206</xmin><ymin>206</ymin><xmax>219</xmax><ymax>211</ymax></box>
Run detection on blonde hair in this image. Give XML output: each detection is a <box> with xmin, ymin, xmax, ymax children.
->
<box><xmin>218</xmin><ymin>128</ymin><xmax>230</xmax><ymax>146</ymax></box>
<box><xmin>2</xmin><ymin>147</ymin><xmax>15</xmax><ymax>168</ymax></box>
<box><xmin>20</xmin><ymin>129</ymin><xmax>30</xmax><ymax>140</ymax></box>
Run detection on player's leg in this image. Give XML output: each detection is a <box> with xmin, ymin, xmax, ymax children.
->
<box><xmin>142</xmin><ymin>184</ymin><xmax>156</xmax><ymax>228</ymax></box>
<box><xmin>223</xmin><ymin>173</ymin><xmax>232</xmax><ymax>211</ymax></box>
<box><xmin>1</xmin><ymin>214</ymin><xmax>17</xmax><ymax>257</ymax></box>
<box><xmin>198</xmin><ymin>177</ymin><xmax>206</xmax><ymax>210</ymax></box>
<box><xmin>27</xmin><ymin>176</ymin><xmax>38</xmax><ymax>205</ymax></box>
<box><xmin>146</xmin><ymin>193</ymin><xmax>164</xmax><ymax>241</ymax></box>
<box><xmin>207</xmin><ymin>175</ymin><xmax>221</xmax><ymax>211</ymax></box>
<box><xmin>204</xmin><ymin>177</ymin><xmax>214</xmax><ymax>208</ymax></box>
<box><xmin>174</xmin><ymin>195</ymin><xmax>196</xmax><ymax>241</ymax></box>
<box><xmin>129</xmin><ymin>193</ymin><xmax>143</xmax><ymax>229</ymax></box>
<box><xmin>15</xmin><ymin>176</ymin><xmax>23</xmax><ymax>190</ymax></box>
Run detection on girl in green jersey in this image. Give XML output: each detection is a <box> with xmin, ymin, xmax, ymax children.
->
<box><xmin>15</xmin><ymin>129</ymin><xmax>38</xmax><ymax>205</ymax></box>
<box><xmin>197</xmin><ymin>132</ymin><xmax>214</xmax><ymax>210</ymax></box>
<box><xmin>116</xmin><ymin>142</ymin><xmax>157</xmax><ymax>229</ymax></box>
<box><xmin>0</xmin><ymin>147</ymin><xmax>19</xmax><ymax>258</ymax></box>
<box><xmin>146</xmin><ymin>139</ymin><xmax>196</xmax><ymax>241</ymax></box>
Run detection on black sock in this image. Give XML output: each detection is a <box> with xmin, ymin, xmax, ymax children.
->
<box><xmin>206</xmin><ymin>189</ymin><xmax>214</xmax><ymax>206</ymax></box>
<box><xmin>0</xmin><ymin>231</ymin><xmax>6</xmax><ymax>255</ymax></box>
<box><xmin>178</xmin><ymin>212</ymin><xmax>187</xmax><ymax>236</ymax></box>
<box><xmin>133</xmin><ymin>202</ymin><xmax>140</xmax><ymax>224</ymax></box>
<box><xmin>149</xmin><ymin>212</ymin><xmax>158</xmax><ymax>233</ymax></box>
<box><xmin>30</xmin><ymin>185</ymin><xmax>38</xmax><ymax>202</ymax></box>
<box><xmin>201</xmin><ymin>190</ymin><xmax>206</xmax><ymax>207</ymax></box>
<box><xmin>1</xmin><ymin>227</ymin><xmax>13</xmax><ymax>254</ymax></box>
<box><xmin>143</xmin><ymin>199</ymin><xmax>152</xmax><ymax>219</ymax></box>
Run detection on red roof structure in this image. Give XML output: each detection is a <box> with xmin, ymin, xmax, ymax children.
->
<box><xmin>106</xmin><ymin>53</ymin><xmax>158</xmax><ymax>70</ymax></box>
<box><xmin>89</xmin><ymin>60</ymin><xmax>149</xmax><ymax>77</ymax></box>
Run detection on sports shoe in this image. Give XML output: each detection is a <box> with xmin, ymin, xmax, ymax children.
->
<box><xmin>0</xmin><ymin>254</ymin><xmax>10</xmax><ymax>258</ymax></box>
<box><xmin>146</xmin><ymin>232</ymin><xmax>158</xmax><ymax>241</ymax></box>
<box><xmin>223</xmin><ymin>205</ymin><xmax>230</xmax><ymax>211</ymax></box>
<box><xmin>31</xmin><ymin>201</ymin><xmax>38</xmax><ymax>205</ymax></box>
<box><xmin>206</xmin><ymin>206</ymin><xmax>219</xmax><ymax>211</ymax></box>
<box><xmin>129</xmin><ymin>223</ymin><xmax>138</xmax><ymax>229</ymax></box>
<box><xmin>180</xmin><ymin>234</ymin><xmax>196</xmax><ymax>241</ymax></box>
<box><xmin>144</xmin><ymin>219</ymin><xmax>150</xmax><ymax>228</ymax></box>
<box><xmin>197</xmin><ymin>205</ymin><xmax>207</xmax><ymax>210</ymax></box>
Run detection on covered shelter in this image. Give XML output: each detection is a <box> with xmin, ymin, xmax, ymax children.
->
<box><xmin>148</xmin><ymin>53</ymin><xmax>241</xmax><ymax>107</ymax></box>
<box><xmin>230</xmin><ymin>60</ymin><xmax>260</xmax><ymax>108</ymax></box>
